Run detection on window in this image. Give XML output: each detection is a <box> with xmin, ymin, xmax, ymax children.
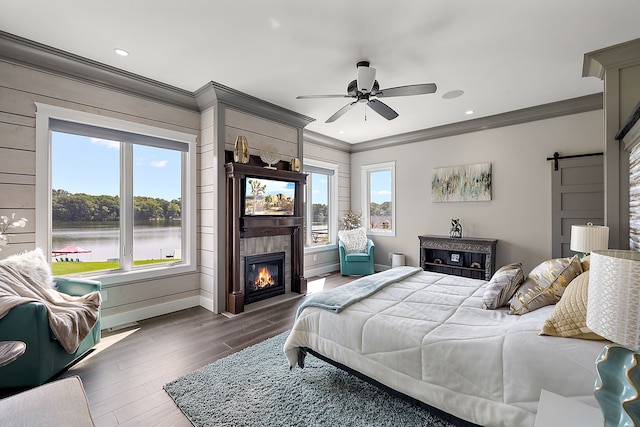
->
<box><xmin>361</xmin><ymin>162</ymin><xmax>395</xmax><ymax>236</ymax></box>
<box><xmin>36</xmin><ymin>104</ymin><xmax>196</xmax><ymax>284</ymax></box>
<box><xmin>304</xmin><ymin>160</ymin><xmax>338</xmax><ymax>248</ymax></box>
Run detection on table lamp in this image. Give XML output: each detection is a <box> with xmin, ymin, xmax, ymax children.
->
<box><xmin>587</xmin><ymin>250</ymin><xmax>640</xmax><ymax>426</ymax></box>
<box><xmin>570</xmin><ymin>223</ymin><xmax>609</xmax><ymax>256</ymax></box>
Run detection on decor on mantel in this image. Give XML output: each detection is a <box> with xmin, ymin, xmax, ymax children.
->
<box><xmin>431</xmin><ymin>162</ymin><xmax>492</xmax><ymax>202</ymax></box>
<box><xmin>587</xmin><ymin>250</ymin><xmax>640</xmax><ymax>427</ymax></box>
<box><xmin>259</xmin><ymin>145</ymin><xmax>280</xmax><ymax>170</ymax></box>
<box><xmin>449</xmin><ymin>219</ymin><xmax>462</xmax><ymax>238</ymax></box>
<box><xmin>233</xmin><ymin>136</ymin><xmax>250</xmax><ymax>164</ymax></box>
<box><xmin>0</xmin><ymin>214</ymin><xmax>27</xmax><ymax>251</ymax></box>
<box><xmin>289</xmin><ymin>157</ymin><xmax>301</xmax><ymax>172</ymax></box>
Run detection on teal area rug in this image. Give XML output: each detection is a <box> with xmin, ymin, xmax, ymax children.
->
<box><xmin>164</xmin><ymin>332</ymin><xmax>458</xmax><ymax>427</ymax></box>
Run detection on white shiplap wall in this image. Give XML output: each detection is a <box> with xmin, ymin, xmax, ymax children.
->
<box><xmin>0</xmin><ymin>59</ymin><xmax>202</xmax><ymax>327</ymax></box>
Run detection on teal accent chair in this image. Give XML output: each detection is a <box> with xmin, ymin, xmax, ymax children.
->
<box><xmin>339</xmin><ymin>238</ymin><xmax>375</xmax><ymax>276</ymax></box>
<box><xmin>0</xmin><ymin>277</ymin><xmax>101</xmax><ymax>388</ymax></box>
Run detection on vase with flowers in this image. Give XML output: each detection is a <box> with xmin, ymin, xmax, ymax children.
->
<box><xmin>0</xmin><ymin>213</ymin><xmax>28</xmax><ymax>251</ymax></box>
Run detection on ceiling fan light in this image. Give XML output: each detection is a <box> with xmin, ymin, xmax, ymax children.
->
<box><xmin>357</xmin><ymin>66</ymin><xmax>376</xmax><ymax>93</ymax></box>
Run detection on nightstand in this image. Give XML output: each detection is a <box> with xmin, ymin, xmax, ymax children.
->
<box><xmin>534</xmin><ymin>389</ymin><xmax>603</xmax><ymax>427</ymax></box>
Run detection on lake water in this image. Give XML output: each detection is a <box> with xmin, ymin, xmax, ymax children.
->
<box><xmin>52</xmin><ymin>221</ymin><xmax>181</xmax><ymax>261</ymax></box>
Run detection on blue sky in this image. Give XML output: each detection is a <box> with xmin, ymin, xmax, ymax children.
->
<box><xmin>52</xmin><ymin>132</ymin><xmax>181</xmax><ymax>200</ymax></box>
<box><xmin>52</xmin><ymin>131</ymin><xmax>390</xmax><ymax>205</ymax></box>
<box><xmin>246</xmin><ymin>178</ymin><xmax>295</xmax><ymax>197</ymax></box>
<box><xmin>369</xmin><ymin>169</ymin><xmax>392</xmax><ymax>204</ymax></box>
<box><xmin>311</xmin><ymin>173</ymin><xmax>327</xmax><ymax>204</ymax></box>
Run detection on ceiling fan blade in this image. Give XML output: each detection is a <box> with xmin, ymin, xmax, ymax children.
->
<box><xmin>325</xmin><ymin>101</ymin><xmax>357</xmax><ymax>123</ymax></box>
<box><xmin>297</xmin><ymin>94</ymin><xmax>353</xmax><ymax>99</ymax></box>
<box><xmin>357</xmin><ymin>65</ymin><xmax>376</xmax><ymax>93</ymax></box>
<box><xmin>367</xmin><ymin>99</ymin><xmax>398</xmax><ymax>120</ymax></box>
<box><xmin>375</xmin><ymin>83</ymin><xmax>437</xmax><ymax>98</ymax></box>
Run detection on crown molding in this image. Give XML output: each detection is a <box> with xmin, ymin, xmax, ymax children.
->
<box><xmin>0</xmin><ymin>30</ymin><xmax>199</xmax><ymax>111</ymax></box>
<box><xmin>194</xmin><ymin>82</ymin><xmax>314</xmax><ymax>129</ymax></box>
<box><xmin>583</xmin><ymin>38</ymin><xmax>640</xmax><ymax>79</ymax></box>
<box><xmin>350</xmin><ymin>93</ymin><xmax>603</xmax><ymax>153</ymax></box>
<box><xmin>0</xmin><ymin>30</ymin><xmax>604</xmax><ymax>150</ymax></box>
<box><xmin>302</xmin><ymin>129</ymin><xmax>352</xmax><ymax>153</ymax></box>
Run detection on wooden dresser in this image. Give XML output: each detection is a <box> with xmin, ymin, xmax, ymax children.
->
<box><xmin>418</xmin><ymin>235</ymin><xmax>498</xmax><ymax>281</ymax></box>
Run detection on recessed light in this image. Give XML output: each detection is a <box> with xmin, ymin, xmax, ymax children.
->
<box><xmin>114</xmin><ymin>48</ymin><xmax>129</xmax><ymax>57</ymax></box>
<box><xmin>465</xmin><ymin>110</ymin><xmax>475</xmax><ymax>115</ymax></box>
<box><xmin>338</xmin><ymin>130</ymin><xmax>345</xmax><ymax>134</ymax></box>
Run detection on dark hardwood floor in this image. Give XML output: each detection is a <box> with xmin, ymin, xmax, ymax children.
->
<box><xmin>52</xmin><ymin>271</ymin><xmax>353</xmax><ymax>427</ymax></box>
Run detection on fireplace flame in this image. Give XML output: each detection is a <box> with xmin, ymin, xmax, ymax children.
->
<box><xmin>254</xmin><ymin>266</ymin><xmax>275</xmax><ymax>289</ymax></box>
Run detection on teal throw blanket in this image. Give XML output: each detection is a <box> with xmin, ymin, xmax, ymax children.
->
<box><xmin>296</xmin><ymin>266</ymin><xmax>422</xmax><ymax>319</ymax></box>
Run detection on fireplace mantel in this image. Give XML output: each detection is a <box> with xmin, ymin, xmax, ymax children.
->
<box><xmin>225</xmin><ymin>161</ymin><xmax>307</xmax><ymax>314</ymax></box>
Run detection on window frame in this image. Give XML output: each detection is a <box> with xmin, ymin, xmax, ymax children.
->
<box><xmin>361</xmin><ymin>161</ymin><xmax>396</xmax><ymax>237</ymax></box>
<box><xmin>35</xmin><ymin>103</ymin><xmax>197</xmax><ymax>285</ymax></box>
<box><xmin>303</xmin><ymin>159</ymin><xmax>338</xmax><ymax>250</ymax></box>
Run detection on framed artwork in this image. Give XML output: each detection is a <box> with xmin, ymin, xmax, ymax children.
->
<box><xmin>449</xmin><ymin>252</ymin><xmax>464</xmax><ymax>266</ymax></box>
<box><xmin>431</xmin><ymin>162</ymin><xmax>492</xmax><ymax>202</ymax></box>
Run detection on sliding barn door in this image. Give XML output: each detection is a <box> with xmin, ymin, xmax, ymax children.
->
<box><xmin>551</xmin><ymin>154</ymin><xmax>604</xmax><ymax>258</ymax></box>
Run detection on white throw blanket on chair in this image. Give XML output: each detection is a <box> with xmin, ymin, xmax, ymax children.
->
<box><xmin>0</xmin><ymin>264</ymin><xmax>101</xmax><ymax>353</ymax></box>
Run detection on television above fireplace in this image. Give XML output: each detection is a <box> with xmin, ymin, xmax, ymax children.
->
<box><xmin>244</xmin><ymin>177</ymin><xmax>295</xmax><ymax>216</ymax></box>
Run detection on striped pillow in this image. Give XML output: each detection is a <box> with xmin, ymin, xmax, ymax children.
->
<box><xmin>482</xmin><ymin>263</ymin><xmax>524</xmax><ymax>309</ymax></box>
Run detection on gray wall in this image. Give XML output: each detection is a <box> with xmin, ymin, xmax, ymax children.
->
<box><xmin>350</xmin><ymin>110</ymin><xmax>603</xmax><ymax>274</ymax></box>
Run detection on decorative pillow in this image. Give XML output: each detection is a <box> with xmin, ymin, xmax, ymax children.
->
<box><xmin>509</xmin><ymin>256</ymin><xmax>582</xmax><ymax>315</ymax></box>
<box><xmin>580</xmin><ymin>255</ymin><xmax>590</xmax><ymax>271</ymax></box>
<box><xmin>338</xmin><ymin>227</ymin><xmax>368</xmax><ymax>254</ymax></box>
<box><xmin>482</xmin><ymin>263</ymin><xmax>525</xmax><ymax>309</ymax></box>
<box><xmin>0</xmin><ymin>248</ymin><xmax>55</xmax><ymax>288</ymax></box>
<box><xmin>539</xmin><ymin>271</ymin><xmax>603</xmax><ymax>340</ymax></box>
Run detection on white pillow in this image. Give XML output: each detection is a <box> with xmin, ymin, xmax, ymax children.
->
<box><xmin>338</xmin><ymin>227</ymin><xmax>368</xmax><ymax>254</ymax></box>
<box><xmin>0</xmin><ymin>248</ymin><xmax>55</xmax><ymax>288</ymax></box>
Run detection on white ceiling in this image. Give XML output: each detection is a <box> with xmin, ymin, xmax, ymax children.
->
<box><xmin>1</xmin><ymin>1</ymin><xmax>640</xmax><ymax>144</ymax></box>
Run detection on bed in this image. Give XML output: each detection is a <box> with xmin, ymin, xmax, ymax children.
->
<box><xmin>284</xmin><ymin>265</ymin><xmax>606</xmax><ymax>427</ymax></box>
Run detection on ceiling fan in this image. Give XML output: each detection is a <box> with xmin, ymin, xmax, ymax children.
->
<box><xmin>296</xmin><ymin>61</ymin><xmax>437</xmax><ymax>123</ymax></box>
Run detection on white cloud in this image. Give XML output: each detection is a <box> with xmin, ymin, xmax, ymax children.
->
<box><xmin>90</xmin><ymin>137</ymin><xmax>119</xmax><ymax>149</ymax></box>
<box><xmin>150</xmin><ymin>160</ymin><xmax>168</xmax><ymax>168</ymax></box>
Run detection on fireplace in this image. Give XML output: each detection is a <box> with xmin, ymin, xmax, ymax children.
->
<box><xmin>244</xmin><ymin>252</ymin><xmax>286</xmax><ymax>304</ymax></box>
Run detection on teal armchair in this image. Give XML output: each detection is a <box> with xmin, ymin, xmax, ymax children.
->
<box><xmin>339</xmin><ymin>238</ymin><xmax>375</xmax><ymax>276</ymax></box>
<box><xmin>0</xmin><ymin>277</ymin><xmax>101</xmax><ymax>388</ymax></box>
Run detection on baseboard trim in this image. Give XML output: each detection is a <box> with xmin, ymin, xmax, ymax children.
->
<box><xmin>101</xmin><ymin>296</ymin><xmax>200</xmax><ymax>330</ymax></box>
<box><xmin>305</xmin><ymin>264</ymin><xmax>339</xmax><ymax>278</ymax></box>
<box><xmin>199</xmin><ymin>295</ymin><xmax>215</xmax><ymax>313</ymax></box>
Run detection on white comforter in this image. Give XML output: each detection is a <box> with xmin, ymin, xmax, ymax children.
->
<box><xmin>284</xmin><ymin>270</ymin><xmax>606</xmax><ymax>427</ymax></box>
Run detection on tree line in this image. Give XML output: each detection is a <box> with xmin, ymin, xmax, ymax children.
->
<box><xmin>370</xmin><ymin>201</ymin><xmax>392</xmax><ymax>217</ymax></box>
<box><xmin>52</xmin><ymin>189</ymin><xmax>181</xmax><ymax>222</ymax></box>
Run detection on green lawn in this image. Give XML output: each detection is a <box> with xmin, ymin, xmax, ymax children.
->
<box><xmin>52</xmin><ymin>259</ymin><xmax>179</xmax><ymax>276</ymax></box>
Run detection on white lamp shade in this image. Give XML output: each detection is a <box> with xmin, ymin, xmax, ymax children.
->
<box><xmin>570</xmin><ymin>224</ymin><xmax>609</xmax><ymax>254</ymax></box>
<box><xmin>587</xmin><ymin>250</ymin><xmax>640</xmax><ymax>351</ymax></box>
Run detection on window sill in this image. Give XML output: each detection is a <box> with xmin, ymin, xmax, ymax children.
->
<box><xmin>74</xmin><ymin>262</ymin><xmax>196</xmax><ymax>287</ymax></box>
<box><xmin>367</xmin><ymin>229</ymin><xmax>396</xmax><ymax>237</ymax></box>
<box><xmin>305</xmin><ymin>244</ymin><xmax>338</xmax><ymax>254</ymax></box>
